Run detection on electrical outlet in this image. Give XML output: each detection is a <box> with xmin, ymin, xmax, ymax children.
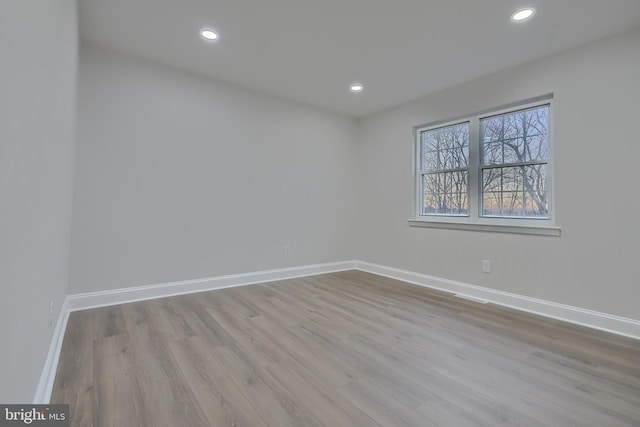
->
<box><xmin>284</xmin><ymin>246</ymin><xmax>291</xmax><ymax>257</ymax></box>
<box><xmin>482</xmin><ymin>259</ymin><xmax>491</xmax><ymax>274</ymax></box>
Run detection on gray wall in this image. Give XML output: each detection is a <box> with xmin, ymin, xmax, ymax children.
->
<box><xmin>70</xmin><ymin>46</ymin><xmax>359</xmax><ymax>293</ymax></box>
<box><xmin>355</xmin><ymin>29</ymin><xmax>640</xmax><ymax>320</ymax></box>
<box><xmin>0</xmin><ymin>1</ymin><xmax>78</xmax><ymax>402</ymax></box>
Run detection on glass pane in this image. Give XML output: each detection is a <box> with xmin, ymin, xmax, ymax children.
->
<box><xmin>422</xmin><ymin>171</ymin><xmax>468</xmax><ymax>215</ymax></box>
<box><xmin>482</xmin><ymin>191</ymin><xmax>501</xmax><ymax>216</ymax></box>
<box><xmin>524</xmin><ymin>134</ymin><xmax>548</xmax><ymax>162</ymax></box>
<box><xmin>481</xmin><ymin>105</ymin><xmax>549</xmax><ymax>166</ymax></box>
<box><xmin>422</xmin><ymin>150</ymin><xmax>438</xmax><ymax>170</ymax></box>
<box><xmin>481</xmin><ymin>167</ymin><xmax>501</xmax><ymax>193</ymax></box>
<box><xmin>502</xmin><ymin>138</ymin><xmax>525</xmax><ymax>164</ymax></box>
<box><xmin>523</xmin><ymin>164</ymin><xmax>548</xmax><ymax>216</ymax></box>
<box><xmin>483</xmin><ymin>140</ymin><xmax>503</xmax><ymax>165</ymax></box>
<box><xmin>482</xmin><ymin>165</ymin><xmax>548</xmax><ymax>218</ymax></box>
<box><xmin>421</xmin><ymin>123</ymin><xmax>469</xmax><ymax>172</ymax></box>
<box><xmin>438</xmin><ymin>148</ymin><xmax>463</xmax><ymax>170</ymax></box>
<box><xmin>503</xmin><ymin>114</ymin><xmax>522</xmax><ymax>140</ymax></box>
<box><xmin>422</xmin><ymin>193</ymin><xmax>437</xmax><ymax>215</ymax></box>
<box><xmin>501</xmin><ymin>166</ymin><xmax>522</xmax><ymax>193</ymax></box>
<box><xmin>482</xmin><ymin>116</ymin><xmax>503</xmax><ymax>143</ymax></box>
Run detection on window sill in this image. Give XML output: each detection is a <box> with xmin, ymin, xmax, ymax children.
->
<box><xmin>408</xmin><ymin>219</ymin><xmax>561</xmax><ymax>237</ymax></box>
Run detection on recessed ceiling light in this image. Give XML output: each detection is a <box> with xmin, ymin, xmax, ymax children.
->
<box><xmin>201</xmin><ymin>29</ymin><xmax>219</xmax><ymax>41</ymax></box>
<box><xmin>511</xmin><ymin>8</ymin><xmax>535</xmax><ymax>22</ymax></box>
<box><xmin>350</xmin><ymin>83</ymin><xmax>364</xmax><ymax>93</ymax></box>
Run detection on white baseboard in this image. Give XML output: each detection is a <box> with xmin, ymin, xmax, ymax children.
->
<box><xmin>35</xmin><ymin>258</ymin><xmax>640</xmax><ymax>403</ymax></box>
<box><xmin>66</xmin><ymin>261</ymin><xmax>356</xmax><ymax>312</ymax></box>
<box><xmin>354</xmin><ymin>261</ymin><xmax>640</xmax><ymax>340</ymax></box>
<box><xmin>33</xmin><ymin>298</ymin><xmax>71</xmax><ymax>404</ymax></box>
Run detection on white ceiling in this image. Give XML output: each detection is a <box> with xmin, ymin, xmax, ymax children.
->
<box><xmin>78</xmin><ymin>0</ymin><xmax>640</xmax><ymax>117</ymax></box>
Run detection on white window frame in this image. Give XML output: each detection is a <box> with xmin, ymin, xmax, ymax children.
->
<box><xmin>409</xmin><ymin>95</ymin><xmax>561</xmax><ymax>236</ymax></box>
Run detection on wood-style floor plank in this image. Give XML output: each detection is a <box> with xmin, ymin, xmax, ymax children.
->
<box><xmin>51</xmin><ymin>270</ymin><xmax>640</xmax><ymax>426</ymax></box>
<box><xmin>169</xmin><ymin>336</ymin><xmax>270</xmax><ymax>427</ymax></box>
<box><xmin>93</xmin><ymin>334</ymin><xmax>146</xmax><ymax>427</ymax></box>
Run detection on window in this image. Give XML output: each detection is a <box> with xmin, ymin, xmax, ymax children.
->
<box><xmin>420</xmin><ymin>122</ymin><xmax>469</xmax><ymax>215</ymax></box>
<box><xmin>480</xmin><ymin>105</ymin><xmax>549</xmax><ymax>218</ymax></box>
<box><xmin>412</xmin><ymin>96</ymin><xmax>560</xmax><ymax>236</ymax></box>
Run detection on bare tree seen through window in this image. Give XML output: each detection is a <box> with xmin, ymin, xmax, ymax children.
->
<box><xmin>481</xmin><ymin>105</ymin><xmax>549</xmax><ymax>217</ymax></box>
<box><xmin>421</xmin><ymin>123</ymin><xmax>469</xmax><ymax>215</ymax></box>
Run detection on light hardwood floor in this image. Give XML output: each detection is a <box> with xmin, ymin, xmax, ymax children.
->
<box><xmin>51</xmin><ymin>271</ymin><xmax>640</xmax><ymax>426</ymax></box>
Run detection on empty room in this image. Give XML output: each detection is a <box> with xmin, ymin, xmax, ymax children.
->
<box><xmin>2</xmin><ymin>0</ymin><xmax>640</xmax><ymax>426</ymax></box>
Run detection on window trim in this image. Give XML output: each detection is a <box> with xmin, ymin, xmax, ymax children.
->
<box><xmin>410</xmin><ymin>94</ymin><xmax>561</xmax><ymax>236</ymax></box>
